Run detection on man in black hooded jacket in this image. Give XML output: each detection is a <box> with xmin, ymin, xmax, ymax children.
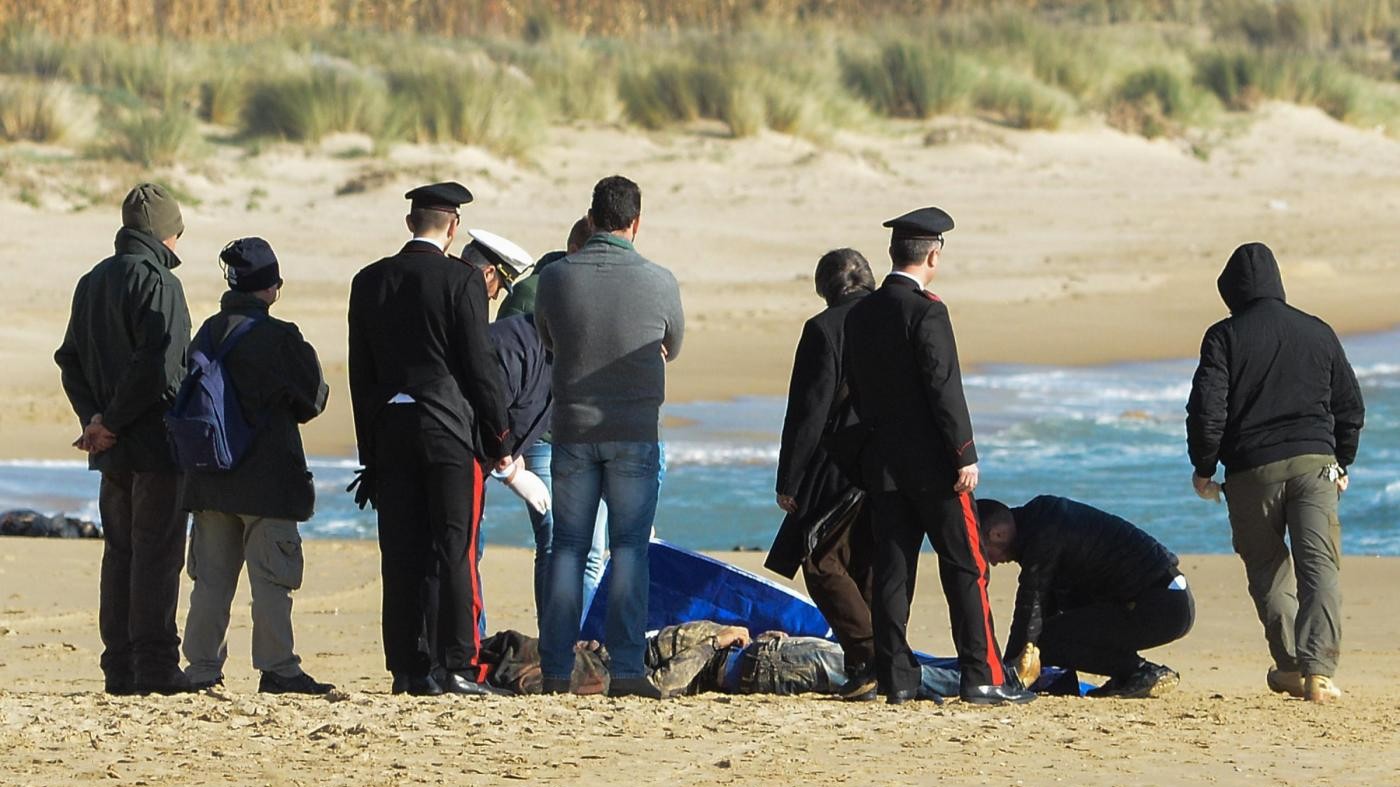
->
<box><xmin>1186</xmin><ymin>241</ymin><xmax>1364</xmax><ymax>704</ymax></box>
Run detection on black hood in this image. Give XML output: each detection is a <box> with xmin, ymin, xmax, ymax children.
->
<box><xmin>1217</xmin><ymin>242</ymin><xmax>1285</xmax><ymax>313</ymax></box>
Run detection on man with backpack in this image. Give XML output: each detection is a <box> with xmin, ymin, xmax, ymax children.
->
<box><xmin>55</xmin><ymin>183</ymin><xmax>193</xmax><ymax>695</ymax></box>
<box><xmin>178</xmin><ymin>237</ymin><xmax>333</xmax><ymax>694</ymax></box>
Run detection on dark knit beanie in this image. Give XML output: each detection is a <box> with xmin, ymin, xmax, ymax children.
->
<box><xmin>220</xmin><ymin>237</ymin><xmax>282</xmax><ymax>293</ymax></box>
<box><xmin>120</xmin><ymin>183</ymin><xmax>184</xmax><ymax>240</ymax></box>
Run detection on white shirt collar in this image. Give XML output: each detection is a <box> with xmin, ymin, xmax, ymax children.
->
<box><xmin>409</xmin><ymin>236</ymin><xmax>445</xmax><ymax>252</ymax></box>
<box><xmin>888</xmin><ymin>270</ymin><xmax>924</xmax><ymax>291</ymax></box>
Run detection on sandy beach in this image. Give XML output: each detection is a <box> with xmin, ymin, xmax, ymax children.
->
<box><xmin>3</xmin><ymin>104</ymin><xmax>1399</xmax><ymax>459</ymax></box>
<box><xmin>0</xmin><ymin>541</ymin><xmax>1397</xmax><ymax>785</ymax></box>
<box><xmin>3</xmin><ymin>101</ymin><xmax>1400</xmax><ymax>785</ymax></box>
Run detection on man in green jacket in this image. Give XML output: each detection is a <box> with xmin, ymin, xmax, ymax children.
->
<box><xmin>55</xmin><ymin>183</ymin><xmax>193</xmax><ymax>695</ymax></box>
<box><xmin>179</xmin><ymin>238</ymin><xmax>334</xmax><ymax>695</ymax></box>
<box><xmin>496</xmin><ymin>216</ymin><xmax>591</xmax><ymax>321</ymax></box>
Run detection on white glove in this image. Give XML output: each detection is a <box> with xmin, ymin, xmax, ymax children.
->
<box><xmin>496</xmin><ymin>461</ymin><xmax>551</xmax><ymax>514</ymax></box>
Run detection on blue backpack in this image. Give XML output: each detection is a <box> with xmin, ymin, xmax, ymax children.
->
<box><xmin>165</xmin><ymin>316</ymin><xmax>264</xmax><ymax>471</ymax></box>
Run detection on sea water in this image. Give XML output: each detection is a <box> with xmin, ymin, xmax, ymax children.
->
<box><xmin>3</xmin><ymin>330</ymin><xmax>1396</xmax><ymax>555</ymax></box>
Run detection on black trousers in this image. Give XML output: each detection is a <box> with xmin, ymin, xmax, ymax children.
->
<box><xmin>374</xmin><ymin>406</ymin><xmax>487</xmax><ymax>680</ymax></box>
<box><xmin>1038</xmin><ymin>581</ymin><xmax>1196</xmax><ymax>680</ymax></box>
<box><xmin>870</xmin><ymin>488</ymin><xmax>1004</xmax><ymax>695</ymax></box>
<box><xmin>801</xmin><ymin>502</ymin><xmax>875</xmax><ymax>668</ymax></box>
<box><xmin>98</xmin><ymin>470</ymin><xmax>188</xmax><ymax>681</ymax></box>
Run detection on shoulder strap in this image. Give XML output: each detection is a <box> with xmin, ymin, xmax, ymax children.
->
<box><xmin>207</xmin><ymin>315</ymin><xmax>266</xmax><ymax>362</ymax></box>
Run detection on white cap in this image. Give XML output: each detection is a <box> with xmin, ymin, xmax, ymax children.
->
<box><xmin>467</xmin><ymin>228</ymin><xmax>534</xmax><ymax>279</ymax></box>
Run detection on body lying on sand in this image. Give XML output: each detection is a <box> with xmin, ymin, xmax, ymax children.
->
<box><xmin>49</xmin><ymin>175</ymin><xmax>1363</xmax><ymax>709</ymax></box>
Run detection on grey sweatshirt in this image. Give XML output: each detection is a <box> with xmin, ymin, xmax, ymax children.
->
<box><xmin>535</xmin><ymin>234</ymin><xmax>684</xmax><ymax>443</ymax></box>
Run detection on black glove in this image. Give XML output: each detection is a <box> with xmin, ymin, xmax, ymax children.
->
<box><xmin>347</xmin><ymin>467</ymin><xmax>377</xmax><ymax>510</ymax></box>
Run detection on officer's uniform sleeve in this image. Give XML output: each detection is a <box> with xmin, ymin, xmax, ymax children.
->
<box><xmin>911</xmin><ymin>302</ymin><xmax>977</xmax><ymax>467</ymax></box>
<box><xmin>454</xmin><ymin>267</ymin><xmax>511</xmax><ymax>460</ymax></box>
<box><xmin>1186</xmin><ymin>324</ymin><xmax>1230</xmax><ymax>477</ymax></box>
<box><xmin>347</xmin><ymin>272</ymin><xmax>377</xmax><ymax>464</ymax></box>
<box><xmin>777</xmin><ymin>319</ymin><xmax>836</xmax><ymax>498</ymax></box>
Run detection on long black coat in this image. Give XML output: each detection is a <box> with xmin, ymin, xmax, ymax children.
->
<box><xmin>55</xmin><ymin>228</ymin><xmax>192</xmax><ymax>473</ymax></box>
<box><xmin>348</xmin><ymin>240</ymin><xmax>510</xmax><ymax>464</ymax></box>
<box><xmin>841</xmin><ymin>275</ymin><xmax>977</xmax><ymax>494</ymax></box>
<box><xmin>766</xmin><ymin>292</ymin><xmax>866</xmax><ymax>578</ymax></box>
<box><xmin>180</xmin><ymin>291</ymin><xmax>329</xmax><ymax>522</ymax></box>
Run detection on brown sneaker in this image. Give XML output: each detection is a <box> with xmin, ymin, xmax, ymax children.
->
<box><xmin>1266</xmin><ymin>668</ymin><xmax>1305</xmax><ymax>698</ymax></box>
<box><xmin>1303</xmin><ymin>675</ymin><xmax>1341</xmax><ymax>704</ymax></box>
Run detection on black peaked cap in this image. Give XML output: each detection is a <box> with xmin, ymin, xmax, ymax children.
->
<box><xmin>883</xmin><ymin>206</ymin><xmax>954</xmax><ymax>240</ymax></box>
<box><xmin>405</xmin><ymin>181</ymin><xmax>474</xmax><ymax>212</ymax></box>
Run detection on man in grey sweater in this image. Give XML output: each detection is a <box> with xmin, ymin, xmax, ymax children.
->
<box><xmin>535</xmin><ymin>175</ymin><xmax>684</xmax><ymax>699</ymax></box>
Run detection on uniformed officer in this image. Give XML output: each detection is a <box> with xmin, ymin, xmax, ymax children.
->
<box><xmin>841</xmin><ymin>207</ymin><xmax>1034</xmax><ymax>706</ymax></box>
<box><xmin>461</xmin><ymin>228</ymin><xmax>534</xmax><ymax>299</ymax></box>
<box><xmin>347</xmin><ymin>182</ymin><xmax>512</xmax><ymax>697</ymax></box>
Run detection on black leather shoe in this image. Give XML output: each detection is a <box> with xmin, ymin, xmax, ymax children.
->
<box><xmin>1092</xmin><ymin>662</ymin><xmax>1178</xmax><ymax>699</ymax></box>
<box><xmin>837</xmin><ymin>663</ymin><xmax>878</xmax><ymax>700</ymax></box>
<box><xmin>960</xmin><ymin>684</ymin><xmax>1037</xmax><ymax>705</ymax></box>
<box><xmin>391</xmin><ymin>673</ymin><xmax>444</xmax><ymax>696</ymax></box>
<box><xmin>540</xmin><ymin>677</ymin><xmax>571</xmax><ymax>695</ymax></box>
<box><xmin>886</xmin><ymin>688</ymin><xmax>918</xmax><ymax>705</ymax></box>
<box><xmin>443</xmin><ymin>672</ymin><xmax>509</xmax><ymax>696</ymax></box>
<box><xmin>135</xmin><ymin>669</ymin><xmax>195</xmax><ymax>696</ymax></box>
<box><xmin>260</xmin><ymin>671</ymin><xmax>335</xmax><ymax>695</ymax></box>
<box><xmin>607</xmin><ymin>676</ymin><xmax>663</xmax><ymax>699</ymax></box>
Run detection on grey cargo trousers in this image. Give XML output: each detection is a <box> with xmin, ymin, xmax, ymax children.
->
<box><xmin>1224</xmin><ymin>455</ymin><xmax>1343</xmax><ymax>678</ymax></box>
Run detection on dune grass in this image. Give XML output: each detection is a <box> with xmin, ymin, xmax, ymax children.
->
<box><xmin>0</xmin><ymin>78</ymin><xmax>95</xmax><ymax>143</ymax></box>
<box><xmin>2</xmin><ymin>2</ymin><xmax>1400</xmax><ymax>164</ymax></box>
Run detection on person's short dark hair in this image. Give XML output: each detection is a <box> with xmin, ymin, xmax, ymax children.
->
<box><xmin>890</xmin><ymin>236</ymin><xmax>941</xmax><ymax>267</ymax></box>
<box><xmin>408</xmin><ymin>207</ymin><xmax>456</xmax><ymax>236</ymax></box>
<box><xmin>976</xmin><ymin>498</ymin><xmax>1014</xmax><ymax>538</ymax></box>
<box><xmin>589</xmin><ymin>175</ymin><xmax>641</xmax><ymax>232</ymax></box>
<box><xmin>567</xmin><ymin>216</ymin><xmax>592</xmax><ymax>253</ymax></box>
<box><xmin>814</xmin><ymin>248</ymin><xmax>875</xmax><ymax>305</ymax></box>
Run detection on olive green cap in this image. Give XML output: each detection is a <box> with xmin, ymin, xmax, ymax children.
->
<box><xmin>121</xmin><ymin>182</ymin><xmax>184</xmax><ymax>241</ymax></box>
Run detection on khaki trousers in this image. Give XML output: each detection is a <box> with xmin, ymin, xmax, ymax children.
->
<box><xmin>182</xmin><ymin>511</ymin><xmax>304</xmax><ymax>681</ymax></box>
<box><xmin>1224</xmin><ymin>455</ymin><xmax>1343</xmax><ymax>678</ymax></box>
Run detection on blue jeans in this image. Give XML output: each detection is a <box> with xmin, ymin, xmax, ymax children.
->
<box><xmin>521</xmin><ymin>441</ymin><xmax>607</xmax><ymax>631</ymax></box>
<box><xmin>540</xmin><ymin>441</ymin><xmax>661</xmax><ymax>680</ymax></box>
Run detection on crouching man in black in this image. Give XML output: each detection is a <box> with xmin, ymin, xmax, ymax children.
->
<box><xmin>977</xmin><ymin>497</ymin><xmax>1195</xmax><ymax>699</ymax></box>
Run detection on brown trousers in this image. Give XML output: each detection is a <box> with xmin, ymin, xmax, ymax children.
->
<box><xmin>801</xmin><ymin>502</ymin><xmax>876</xmax><ymax>669</ymax></box>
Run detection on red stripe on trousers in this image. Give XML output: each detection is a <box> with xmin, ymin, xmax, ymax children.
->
<box><xmin>959</xmin><ymin>492</ymin><xmax>1005</xmax><ymax>686</ymax></box>
<box><xmin>466</xmin><ymin>460</ymin><xmax>486</xmax><ymax>682</ymax></box>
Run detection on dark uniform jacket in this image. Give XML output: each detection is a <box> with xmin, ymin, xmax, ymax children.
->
<box><xmin>348</xmin><ymin>240</ymin><xmax>510</xmax><ymax>463</ymax></box>
<box><xmin>179</xmin><ymin>291</ymin><xmax>329</xmax><ymax>522</ymax></box>
<box><xmin>1187</xmin><ymin>243</ymin><xmax>1365</xmax><ymax>477</ymax></box>
<box><xmin>841</xmin><ymin>274</ymin><xmax>977</xmax><ymax>493</ymax></box>
<box><xmin>55</xmin><ymin>228</ymin><xmax>192</xmax><ymax>473</ymax></box>
<box><xmin>1001</xmin><ymin>496</ymin><xmax>1180</xmax><ymax>661</ymax></box>
<box><xmin>490</xmin><ymin>314</ymin><xmax>552</xmax><ymax>458</ymax></box>
<box><xmin>766</xmin><ymin>292</ymin><xmax>866</xmax><ymax>578</ymax></box>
